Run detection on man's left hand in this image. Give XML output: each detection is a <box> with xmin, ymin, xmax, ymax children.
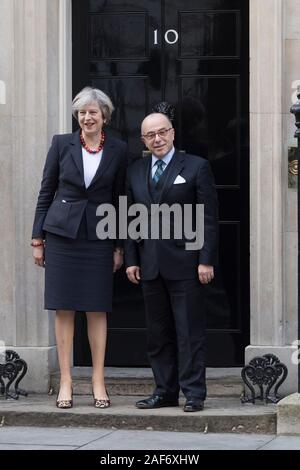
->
<box><xmin>198</xmin><ymin>264</ymin><xmax>214</xmax><ymax>284</ymax></box>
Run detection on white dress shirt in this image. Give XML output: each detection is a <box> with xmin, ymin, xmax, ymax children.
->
<box><xmin>151</xmin><ymin>147</ymin><xmax>175</xmax><ymax>178</ymax></box>
<box><xmin>82</xmin><ymin>148</ymin><xmax>103</xmax><ymax>188</ymax></box>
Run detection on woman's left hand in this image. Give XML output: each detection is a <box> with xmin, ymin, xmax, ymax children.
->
<box><xmin>113</xmin><ymin>250</ymin><xmax>124</xmax><ymax>272</ymax></box>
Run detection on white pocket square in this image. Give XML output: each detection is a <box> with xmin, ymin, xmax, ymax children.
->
<box><xmin>173</xmin><ymin>175</ymin><xmax>186</xmax><ymax>184</ymax></box>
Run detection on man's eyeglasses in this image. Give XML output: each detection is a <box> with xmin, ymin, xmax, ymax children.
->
<box><xmin>142</xmin><ymin>128</ymin><xmax>173</xmax><ymax>141</ymax></box>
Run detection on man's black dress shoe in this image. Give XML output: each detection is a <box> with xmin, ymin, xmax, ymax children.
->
<box><xmin>183</xmin><ymin>398</ymin><xmax>204</xmax><ymax>412</ymax></box>
<box><xmin>136</xmin><ymin>394</ymin><xmax>179</xmax><ymax>409</ymax></box>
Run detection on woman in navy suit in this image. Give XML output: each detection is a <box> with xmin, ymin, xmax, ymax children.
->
<box><xmin>32</xmin><ymin>87</ymin><xmax>127</xmax><ymax>409</ymax></box>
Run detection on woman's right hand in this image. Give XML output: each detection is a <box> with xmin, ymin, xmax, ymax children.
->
<box><xmin>32</xmin><ymin>239</ymin><xmax>45</xmax><ymax>267</ymax></box>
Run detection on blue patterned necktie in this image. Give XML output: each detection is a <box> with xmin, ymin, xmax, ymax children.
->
<box><xmin>153</xmin><ymin>160</ymin><xmax>165</xmax><ymax>184</ymax></box>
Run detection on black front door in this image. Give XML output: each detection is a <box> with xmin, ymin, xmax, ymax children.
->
<box><xmin>72</xmin><ymin>0</ymin><xmax>249</xmax><ymax>367</ymax></box>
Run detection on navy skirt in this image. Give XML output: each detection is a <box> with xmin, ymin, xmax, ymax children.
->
<box><xmin>44</xmin><ymin>232</ymin><xmax>114</xmax><ymax>312</ymax></box>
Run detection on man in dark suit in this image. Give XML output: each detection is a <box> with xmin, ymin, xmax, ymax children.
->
<box><xmin>125</xmin><ymin>112</ymin><xmax>218</xmax><ymax>412</ymax></box>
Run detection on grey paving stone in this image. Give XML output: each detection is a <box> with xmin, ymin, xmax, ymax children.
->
<box><xmin>0</xmin><ymin>444</ymin><xmax>77</xmax><ymax>450</ymax></box>
<box><xmin>0</xmin><ymin>426</ymin><xmax>113</xmax><ymax>446</ymax></box>
<box><xmin>78</xmin><ymin>429</ymin><xmax>274</xmax><ymax>451</ymax></box>
<box><xmin>260</xmin><ymin>436</ymin><xmax>300</xmax><ymax>450</ymax></box>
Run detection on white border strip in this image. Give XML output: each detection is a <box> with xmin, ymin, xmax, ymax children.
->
<box><xmin>59</xmin><ymin>0</ymin><xmax>72</xmax><ymax>133</ymax></box>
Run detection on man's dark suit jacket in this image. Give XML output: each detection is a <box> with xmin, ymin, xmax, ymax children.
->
<box><xmin>32</xmin><ymin>130</ymin><xmax>127</xmax><ymax>241</ymax></box>
<box><xmin>125</xmin><ymin>150</ymin><xmax>219</xmax><ymax>280</ymax></box>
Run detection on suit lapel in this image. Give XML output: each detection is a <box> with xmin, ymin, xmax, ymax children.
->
<box><xmin>159</xmin><ymin>150</ymin><xmax>185</xmax><ymax>203</ymax></box>
<box><xmin>142</xmin><ymin>155</ymin><xmax>153</xmax><ymax>204</ymax></box>
<box><xmin>69</xmin><ymin>130</ymin><xmax>84</xmax><ymax>181</ymax></box>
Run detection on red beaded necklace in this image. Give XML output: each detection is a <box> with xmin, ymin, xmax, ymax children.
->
<box><xmin>80</xmin><ymin>131</ymin><xmax>105</xmax><ymax>154</ymax></box>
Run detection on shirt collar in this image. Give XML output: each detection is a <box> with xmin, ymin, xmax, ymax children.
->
<box><xmin>151</xmin><ymin>147</ymin><xmax>175</xmax><ymax>169</ymax></box>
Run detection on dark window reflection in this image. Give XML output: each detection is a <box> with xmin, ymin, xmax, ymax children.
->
<box><xmin>180</xmin><ymin>77</ymin><xmax>238</xmax><ymax>185</ymax></box>
<box><xmin>206</xmin><ymin>223</ymin><xmax>240</xmax><ymax>329</ymax></box>
<box><xmin>180</xmin><ymin>12</ymin><xmax>238</xmax><ymax>57</ymax></box>
<box><xmin>90</xmin><ymin>14</ymin><xmax>147</xmax><ymax>58</ymax></box>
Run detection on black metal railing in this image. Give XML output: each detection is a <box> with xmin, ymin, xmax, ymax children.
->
<box><xmin>241</xmin><ymin>354</ymin><xmax>288</xmax><ymax>404</ymax></box>
<box><xmin>0</xmin><ymin>350</ymin><xmax>28</xmax><ymax>399</ymax></box>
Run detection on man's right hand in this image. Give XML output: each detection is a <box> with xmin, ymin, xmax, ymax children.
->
<box><xmin>126</xmin><ymin>266</ymin><xmax>141</xmax><ymax>284</ymax></box>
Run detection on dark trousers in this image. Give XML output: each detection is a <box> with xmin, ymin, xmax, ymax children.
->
<box><xmin>141</xmin><ymin>275</ymin><xmax>206</xmax><ymax>400</ymax></box>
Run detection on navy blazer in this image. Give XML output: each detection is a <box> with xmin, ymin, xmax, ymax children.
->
<box><xmin>125</xmin><ymin>151</ymin><xmax>219</xmax><ymax>280</ymax></box>
<box><xmin>32</xmin><ymin>130</ymin><xmax>127</xmax><ymax>241</ymax></box>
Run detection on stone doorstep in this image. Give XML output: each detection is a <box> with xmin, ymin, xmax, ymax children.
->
<box><xmin>50</xmin><ymin>367</ymin><xmax>244</xmax><ymax>397</ymax></box>
<box><xmin>277</xmin><ymin>393</ymin><xmax>300</xmax><ymax>436</ymax></box>
<box><xmin>0</xmin><ymin>395</ymin><xmax>277</xmax><ymax>434</ymax></box>
<box><xmin>2</xmin><ymin>367</ymin><xmax>271</xmax><ymax>434</ymax></box>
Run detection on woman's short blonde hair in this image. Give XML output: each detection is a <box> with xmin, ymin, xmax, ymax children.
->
<box><xmin>72</xmin><ymin>87</ymin><xmax>114</xmax><ymax>123</ymax></box>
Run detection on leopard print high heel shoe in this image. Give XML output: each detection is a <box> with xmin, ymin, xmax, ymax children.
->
<box><xmin>93</xmin><ymin>389</ymin><xmax>110</xmax><ymax>408</ymax></box>
<box><xmin>56</xmin><ymin>387</ymin><xmax>73</xmax><ymax>409</ymax></box>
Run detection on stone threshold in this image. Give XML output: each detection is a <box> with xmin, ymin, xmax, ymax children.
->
<box><xmin>50</xmin><ymin>367</ymin><xmax>244</xmax><ymax>397</ymax></box>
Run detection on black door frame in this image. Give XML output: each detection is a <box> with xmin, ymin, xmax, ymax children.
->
<box><xmin>72</xmin><ymin>0</ymin><xmax>250</xmax><ymax>367</ymax></box>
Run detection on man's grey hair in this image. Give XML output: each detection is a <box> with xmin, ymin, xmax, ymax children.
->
<box><xmin>72</xmin><ymin>87</ymin><xmax>114</xmax><ymax>123</ymax></box>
